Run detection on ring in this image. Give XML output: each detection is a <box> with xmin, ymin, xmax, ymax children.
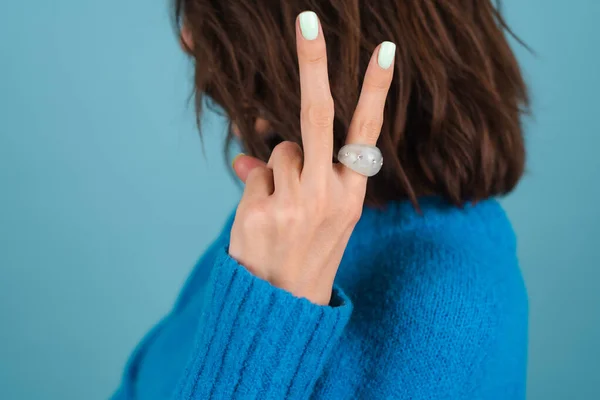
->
<box><xmin>337</xmin><ymin>144</ymin><xmax>383</xmax><ymax>177</ymax></box>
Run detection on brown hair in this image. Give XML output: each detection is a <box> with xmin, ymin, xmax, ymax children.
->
<box><xmin>174</xmin><ymin>0</ymin><xmax>530</xmax><ymax>207</ymax></box>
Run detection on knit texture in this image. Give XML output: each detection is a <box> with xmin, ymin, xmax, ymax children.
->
<box><xmin>112</xmin><ymin>197</ymin><xmax>528</xmax><ymax>399</ymax></box>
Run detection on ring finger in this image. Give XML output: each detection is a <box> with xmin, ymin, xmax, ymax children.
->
<box><xmin>267</xmin><ymin>141</ymin><xmax>303</xmax><ymax>194</ymax></box>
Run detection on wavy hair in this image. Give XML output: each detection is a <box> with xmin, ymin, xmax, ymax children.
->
<box><xmin>174</xmin><ymin>0</ymin><xmax>530</xmax><ymax>207</ymax></box>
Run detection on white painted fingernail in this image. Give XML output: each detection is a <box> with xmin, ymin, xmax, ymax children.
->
<box><xmin>378</xmin><ymin>41</ymin><xmax>396</xmax><ymax>69</ymax></box>
<box><xmin>299</xmin><ymin>11</ymin><xmax>319</xmax><ymax>41</ymax></box>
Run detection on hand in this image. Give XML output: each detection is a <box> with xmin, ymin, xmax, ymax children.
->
<box><xmin>229</xmin><ymin>12</ymin><xmax>395</xmax><ymax>305</ymax></box>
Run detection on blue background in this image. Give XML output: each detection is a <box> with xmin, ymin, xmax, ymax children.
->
<box><xmin>0</xmin><ymin>1</ymin><xmax>598</xmax><ymax>399</ymax></box>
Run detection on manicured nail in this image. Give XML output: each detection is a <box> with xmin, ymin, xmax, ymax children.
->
<box><xmin>232</xmin><ymin>153</ymin><xmax>245</xmax><ymax>169</ymax></box>
<box><xmin>378</xmin><ymin>41</ymin><xmax>396</xmax><ymax>69</ymax></box>
<box><xmin>299</xmin><ymin>11</ymin><xmax>319</xmax><ymax>41</ymax></box>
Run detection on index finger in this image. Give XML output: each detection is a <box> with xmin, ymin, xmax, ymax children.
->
<box><xmin>296</xmin><ymin>11</ymin><xmax>335</xmax><ymax>175</ymax></box>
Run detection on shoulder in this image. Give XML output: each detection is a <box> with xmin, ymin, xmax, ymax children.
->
<box><xmin>375</xmin><ymin>198</ymin><xmax>522</xmax><ymax>284</ymax></box>
<box><xmin>358</xmin><ymin>198</ymin><xmax>528</xmax><ymax>332</ymax></box>
<box><xmin>343</xmin><ymin>199</ymin><xmax>528</xmax><ymax>398</ymax></box>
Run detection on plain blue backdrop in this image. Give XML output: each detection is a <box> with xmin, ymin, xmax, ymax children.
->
<box><xmin>0</xmin><ymin>1</ymin><xmax>598</xmax><ymax>399</ymax></box>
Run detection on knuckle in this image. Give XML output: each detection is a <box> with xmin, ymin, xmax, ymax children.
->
<box><xmin>243</xmin><ymin>201</ymin><xmax>269</xmax><ymax>230</ymax></box>
<box><xmin>275</xmin><ymin>199</ymin><xmax>303</xmax><ymax>225</ymax></box>
<box><xmin>245</xmin><ymin>167</ymin><xmax>265</xmax><ymax>183</ymax></box>
<box><xmin>272</xmin><ymin>141</ymin><xmax>300</xmax><ymax>159</ymax></box>
<box><xmin>347</xmin><ymin>205</ymin><xmax>363</xmax><ymax>225</ymax></box>
<box><xmin>340</xmin><ymin>194</ymin><xmax>363</xmax><ymax>223</ymax></box>
<box><xmin>301</xmin><ymin>42</ymin><xmax>328</xmax><ymax>65</ymax></box>
<box><xmin>306</xmin><ymin>52</ymin><xmax>327</xmax><ymax>66</ymax></box>
<box><xmin>269</xmin><ymin>141</ymin><xmax>303</xmax><ymax>171</ymax></box>
<box><xmin>304</xmin><ymin>100</ymin><xmax>335</xmax><ymax>129</ymax></box>
<box><xmin>357</xmin><ymin>117</ymin><xmax>384</xmax><ymax>142</ymax></box>
<box><xmin>364</xmin><ymin>75</ymin><xmax>391</xmax><ymax>92</ymax></box>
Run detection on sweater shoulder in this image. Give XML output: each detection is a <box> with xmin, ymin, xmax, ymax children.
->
<box><xmin>345</xmin><ymin>199</ymin><xmax>527</xmax><ymax>322</ymax></box>
<box><xmin>375</xmin><ymin>199</ymin><xmax>522</xmax><ymax>287</ymax></box>
<box><xmin>338</xmin><ymin>200</ymin><xmax>528</xmax><ymax>398</ymax></box>
<box><xmin>380</xmin><ymin>225</ymin><xmax>526</xmax><ymax>312</ymax></box>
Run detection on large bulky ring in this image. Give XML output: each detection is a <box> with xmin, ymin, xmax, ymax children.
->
<box><xmin>337</xmin><ymin>144</ymin><xmax>383</xmax><ymax>177</ymax></box>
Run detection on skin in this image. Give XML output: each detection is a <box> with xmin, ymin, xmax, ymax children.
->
<box><xmin>184</xmin><ymin>13</ymin><xmax>394</xmax><ymax>305</ymax></box>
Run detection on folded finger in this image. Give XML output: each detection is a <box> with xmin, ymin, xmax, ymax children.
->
<box><xmin>267</xmin><ymin>141</ymin><xmax>303</xmax><ymax>194</ymax></box>
<box><xmin>232</xmin><ymin>154</ymin><xmax>268</xmax><ymax>184</ymax></box>
<box><xmin>241</xmin><ymin>166</ymin><xmax>274</xmax><ymax>201</ymax></box>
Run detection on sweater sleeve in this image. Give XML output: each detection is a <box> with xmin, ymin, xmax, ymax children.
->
<box><xmin>171</xmin><ymin>244</ymin><xmax>353</xmax><ymax>400</ymax></box>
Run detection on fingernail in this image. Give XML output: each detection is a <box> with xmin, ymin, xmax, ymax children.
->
<box><xmin>232</xmin><ymin>153</ymin><xmax>245</xmax><ymax>169</ymax></box>
<box><xmin>378</xmin><ymin>41</ymin><xmax>396</xmax><ymax>70</ymax></box>
<box><xmin>299</xmin><ymin>11</ymin><xmax>319</xmax><ymax>41</ymax></box>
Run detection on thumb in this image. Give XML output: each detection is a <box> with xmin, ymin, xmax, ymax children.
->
<box><xmin>232</xmin><ymin>153</ymin><xmax>267</xmax><ymax>184</ymax></box>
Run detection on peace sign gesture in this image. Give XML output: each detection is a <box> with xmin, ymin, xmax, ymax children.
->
<box><xmin>229</xmin><ymin>11</ymin><xmax>395</xmax><ymax>305</ymax></box>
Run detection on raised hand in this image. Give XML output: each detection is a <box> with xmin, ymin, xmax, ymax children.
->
<box><xmin>229</xmin><ymin>11</ymin><xmax>395</xmax><ymax>305</ymax></box>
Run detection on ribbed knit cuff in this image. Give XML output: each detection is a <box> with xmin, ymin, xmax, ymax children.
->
<box><xmin>174</xmin><ymin>244</ymin><xmax>353</xmax><ymax>400</ymax></box>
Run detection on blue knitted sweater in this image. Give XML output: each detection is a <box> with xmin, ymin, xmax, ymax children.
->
<box><xmin>112</xmin><ymin>197</ymin><xmax>528</xmax><ymax>399</ymax></box>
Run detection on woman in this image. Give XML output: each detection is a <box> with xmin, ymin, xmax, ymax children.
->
<box><xmin>113</xmin><ymin>0</ymin><xmax>529</xmax><ymax>399</ymax></box>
